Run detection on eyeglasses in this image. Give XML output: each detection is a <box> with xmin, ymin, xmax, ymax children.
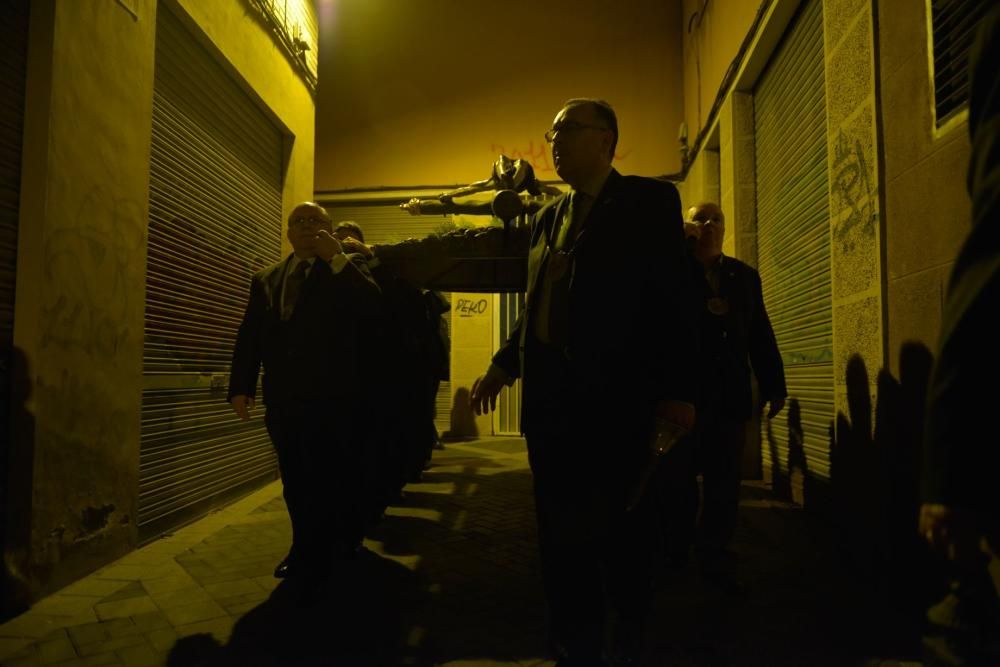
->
<box><xmin>289</xmin><ymin>216</ymin><xmax>327</xmax><ymax>228</ymax></box>
<box><xmin>544</xmin><ymin>122</ymin><xmax>609</xmax><ymax>143</ymax></box>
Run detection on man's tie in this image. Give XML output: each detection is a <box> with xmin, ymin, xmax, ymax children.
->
<box><xmin>545</xmin><ymin>191</ymin><xmax>587</xmax><ymax>346</ymax></box>
<box><xmin>282</xmin><ymin>260</ymin><xmax>309</xmax><ymax>321</ymax></box>
<box><xmin>555</xmin><ymin>190</ymin><xmax>584</xmax><ymax>250</ymax></box>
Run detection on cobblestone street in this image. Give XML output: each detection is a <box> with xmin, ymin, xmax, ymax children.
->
<box><xmin>0</xmin><ymin>437</ymin><xmax>920</xmax><ymax>666</ymax></box>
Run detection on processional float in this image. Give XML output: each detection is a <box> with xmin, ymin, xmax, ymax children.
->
<box><xmin>373</xmin><ymin>156</ymin><xmax>561</xmax><ymax>292</ymax></box>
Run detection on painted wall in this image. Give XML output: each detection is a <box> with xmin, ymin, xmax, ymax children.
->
<box><xmin>8</xmin><ymin>0</ymin><xmax>316</xmax><ymax>602</ymax></box>
<box><xmin>315</xmin><ymin>0</ymin><xmax>685</xmax><ymax>190</ymax></box>
<box><xmin>878</xmin><ymin>0</ymin><xmax>970</xmax><ymax>376</ymax></box>
<box><xmin>681</xmin><ymin>0</ymin><xmax>764</xmax><ymax>149</ymax></box>
<box><xmin>448</xmin><ymin>293</ymin><xmax>496</xmax><ymax>438</ymax></box>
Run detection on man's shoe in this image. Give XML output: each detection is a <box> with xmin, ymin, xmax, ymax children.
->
<box><xmin>273</xmin><ymin>555</ymin><xmax>294</xmax><ymax>579</ymax></box>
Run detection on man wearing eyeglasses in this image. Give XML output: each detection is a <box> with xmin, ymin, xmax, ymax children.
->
<box><xmin>464</xmin><ymin>99</ymin><xmax>701</xmax><ymax>666</ymax></box>
<box><xmin>227</xmin><ymin>202</ymin><xmax>381</xmax><ymax>597</ymax></box>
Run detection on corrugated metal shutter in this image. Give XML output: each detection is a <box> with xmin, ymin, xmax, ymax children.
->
<box><xmin>1</xmin><ymin>0</ymin><xmax>29</xmax><ymax>556</ymax></box>
<box><xmin>325</xmin><ymin>201</ymin><xmax>455</xmax><ymax>246</ymax></box>
<box><xmin>931</xmin><ymin>0</ymin><xmax>992</xmax><ymax>127</ymax></box>
<box><xmin>1</xmin><ymin>0</ymin><xmax>28</xmax><ymax>393</ymax></box>
<box><xmin>140</xmin><ymin>5</ymin><xmax>283</xmax><ymax>541</ymax></box>
<box><xmin>754</xmin><ymin>0</ymin><xmax>833</xmax><ymax>491</ymax></box>
<box><xmin>495</xmin><ymin>291</ymin><xmax>525</xmax><ymax>435</ymax></box>
<box><xmin>324</xmin><ymin>201</ymin><xmax>453</xmax><ymax>434</ymax></box>
<box><xmin>435</xmin><ymin>296</ymin><xmax>451</xmax><ymax>436</ymax></box>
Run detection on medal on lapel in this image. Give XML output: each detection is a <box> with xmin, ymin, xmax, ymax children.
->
<box><xmin>547</xmin><ymin>250</ymin><xmax>572</xmax><ymax>281</ymax></box>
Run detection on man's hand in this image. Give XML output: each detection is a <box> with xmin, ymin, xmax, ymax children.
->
<box><xmin>683</xmin><ymin>221</ymin><xmax>702</xmax><ymax>240</ymax></box>
<box><xmin>230</xmin><ymin>395</ymin><xmax>255</xmax><ymax>421</ymax></box>
<box><xmin>655</xmin><ymin>399</ymin><xmax>696</xmax><ymax>432</ymax></box>
<box><xmin>470</xmin><ymin>365</ymin><xmax>508</xmax><ymax>415</ymax></box>
<box><xmin>340</xmin><ymin>237</ymin><xmax>374</xmax><ymax>259</ymax></box>
<box><xmin>314</xmin><ymin>229</ymin><xmax>344</xmax><ymax>261</ymax></box>
<box><xmin>766</xmin><ymin>397</ymin><xmax>786</xmax><ymax>419</ymax></box>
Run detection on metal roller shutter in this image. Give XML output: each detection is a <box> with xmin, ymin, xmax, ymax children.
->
<box><xmin>1</xmin><ymin>0</ymin><xmax>29</xmax><ymax>563</ymax></box>
<box><xmin>0</xmin><ymin>0</ymin><xmax>28</xmax><ymax>370</ymax></box>
<box><xmin>325</xmin><ymin>201</ymin><xmax>453</xmax><ymax>434</ymax></box>
<box><xmin>140</xmin><ymin>5</ymin><xmax>283</xmax><ymax>541</ymax></box>
<box><xmin>495</xmin><ymin>291</ymin><xmax>525</xmax><ymax>435</ymax></box>
<box><xmin>754</xmin><ymin>0</ymin><xmax>834</xmax><ymax>491</ymax></box>
<box><xmin>437</xmin><ymin>297</ymin><xmax>451</xmax><ymax>436</ymax></box>
<box><xmin>931</xmin><ymin>0</ymin><xmax>992</xmax><ymax>127</ymax></box>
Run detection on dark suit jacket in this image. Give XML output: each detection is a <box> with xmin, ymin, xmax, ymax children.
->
<box><xmin>923</xmin><ymin>5</ymin><xmax>1000</xmax><ymax>516</ymax></box>
<box><xmin>491</xmin><ymin>170</ymin><xmax>700</xmax><ymax>428</ymax></box>
<box><xmin>695</xmin><ymin>255</ymin><xmax>786</xmax><ymax>421</ymax></box>
<box><xmin>227</xmin><ymin>253</ymin><xmax>380</xmax><ymax>410</ymax></box>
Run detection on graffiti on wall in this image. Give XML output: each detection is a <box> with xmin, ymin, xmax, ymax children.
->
<box><xmin>455</xmin><ymin>297</ymin><xmax>489</xmax><ymax>317</ymax></box>
<box><xmin>489</xmin><ymin>141</ymin><xmax>632</xmax><ymax>175</ymax></box>
<box><xmin>831</xmin><ymin>129</ymin><xmax>875</xmax><ymax>249</ymax></box>
<box><xmin>40</xmin><ymin>186</ymin><xmax>144</xmax><ymax>360</ymax></box>
<box><xmin>490</xmin><ymin>141</ymin><xmax>554</xmax><ymax>174</ymax></box>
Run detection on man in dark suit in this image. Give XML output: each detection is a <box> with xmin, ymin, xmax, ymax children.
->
<box><xmin>228</xmin><ymin>202</ymin><xmax>380</xmax><ymax>586</ymax></box>
<box><xmin>661</xmin><ymin>202</ymin><xmax>785</xmax><ymax>592</ymax></box>
<box><xmin>469</xmin><ymin>99</ymin><xmax>700</xmax><ymax>666</ymax></box>
<box><xmin>921</xmin><ymin>5</ymin><xmax>1000</xmax><ymax>662</ymax></box>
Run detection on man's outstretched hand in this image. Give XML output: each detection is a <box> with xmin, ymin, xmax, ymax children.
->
<box><xmin>470</xmin><ymin>365</ymin><xmax>509</xmax><ymax>415</ymax></box>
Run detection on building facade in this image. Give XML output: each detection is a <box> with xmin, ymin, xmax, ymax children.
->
<box><xmin>2</xmin><ymin>0</ymin><xmax>317</xmax><ymax>612</ymax></box>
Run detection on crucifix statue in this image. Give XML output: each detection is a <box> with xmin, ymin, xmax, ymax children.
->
<box><xmin>400</xmin><ymin>155</ymin><xmax>562</xmax><ymax>226</ymax></box>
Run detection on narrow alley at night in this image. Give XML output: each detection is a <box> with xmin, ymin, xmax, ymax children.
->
<box><xmin>2</xmin><ymin>0</ymin><xmax>998</xmax><ymax>664</ymax></box>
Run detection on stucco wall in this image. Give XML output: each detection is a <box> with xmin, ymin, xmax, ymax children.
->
<box><xmin>11</xmin><ymin>0</ymin><xmax>158</xmax><ymax>602</ymax></box>
<box><xmin>9</xmin><ymin>0</ymin><xmax>316</xmax><ymax>600</ymax></box>
<box><xmin>315</xmin><ymin>0</ymin><xmax>685</xmax><ymax>190</ymax></box>
<box><xmin>823</xmin><ymin>0</ymin><xmax>884</xmax><ymax>434</ymax></box>
<box><xmin>448</xmin><ymin>294</ymin><xmax>495</xmax><ymax>438</ymax></box>
<box><xmin>681</xmin><ymin>0</ymin><xmax>765</xmax><ymax>150</ymax></box>
<box><xmin>676</xmin><ymin>147</ymin><xmax>721</xmax><ymax>221</ymax></box>
<box><xmin>878</xmin><ymin>0</ymin><xmax>970</xmax><ymax>376</ymax></box>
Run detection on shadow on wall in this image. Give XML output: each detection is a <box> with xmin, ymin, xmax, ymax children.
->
<box><xmin>446</xmin><ymin>387</ymin><xmax>478</xmax><ymax>439</ymax></box>
<box><xmin>765</xmin><ymin>397</ymin><xmax>817</xmax><ymax>507</ymax></box>
<box><xmin>766</xmin><ymin>343</ymin><xmax>946</xmax><ymax>628</ymax></box>
<box><xmin>2</xmin><ymin>346</ymin><xmax>35</xmax><ymax>621</ymax></box>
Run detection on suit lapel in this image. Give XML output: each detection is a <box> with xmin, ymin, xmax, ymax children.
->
<box><xmin>527</xmin><ymin>194</ymin><xmax>571</xmax><ymax>300</ymax></box>
<box><xmin>574</xmin><ymin>169</ymin><xmax>622</xmax><ymax>247</ymax></box>
<box><xmin>565</xmin><ymin>170</ymin><xmax>622</xmax><ymax>290</ymax></box>
<box><xmin>264</xmin><ymin>255</ymin><xmax>294</xmax><ymax>314</ymax></box>
<box><xmin>299</xmin><ymin>259</ymin><xmax>321</xmax><ymax>300</ymax></box>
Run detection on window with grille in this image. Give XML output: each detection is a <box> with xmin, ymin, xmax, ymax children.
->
<box><xmin>930</xmin><ymin>0</ymin><xmax>991</xmax><ymax>128</ymax></box>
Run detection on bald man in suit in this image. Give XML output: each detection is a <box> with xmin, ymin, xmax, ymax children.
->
<box><xmin>228</xmin><ymin>202</ymin><xmax>380</xmax><ymax>590</ymax></box>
